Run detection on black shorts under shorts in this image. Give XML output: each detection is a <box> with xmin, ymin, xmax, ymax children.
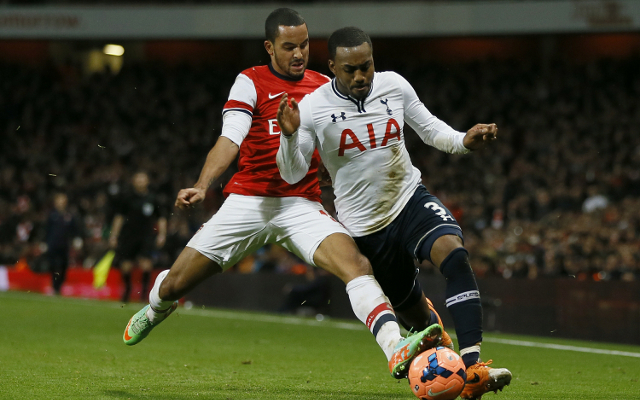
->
<box><xmin>353</xmin><ymin>185</ymin><xmax>463</xmax><ymax>310</ymax></box>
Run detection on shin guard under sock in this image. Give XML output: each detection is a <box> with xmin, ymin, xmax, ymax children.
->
<box><xmin>439</xmin><ymin>248</ymin><xmax>483</xmax><ymax>360</ymax></box>
<box><xmin>346</xmin><ymin>275</ymin><xmax>402</xmax><ymax>361</ymax></box>
<box><xmin>149</xmin><ymin>269</ymin><xmax>173</xmax><ymax>311</ymax></box>
<box><xmin>147</xmin><ymin>269</ymin><xmax>174</xmax><ymax>323</ymax></box>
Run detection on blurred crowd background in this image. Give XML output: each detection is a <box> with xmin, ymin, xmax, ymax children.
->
<box><xmin>1</xmin><ymin>37</ymin><xmax>639</xmax><ymax>284</ymax></box>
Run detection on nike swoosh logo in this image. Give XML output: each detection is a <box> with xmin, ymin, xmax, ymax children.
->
<box><xmin>428</xmin><ymin>386</ymin><xmax>454</xmax><ymax>397</ymax></box>
<box><xmin>124</xmin><ymin>319</ymin><xmax>133</xmax><ymax>341</ymax></box>
<box><xmin>268</xmin><ymin>91</ymin><xmax>286</xmax><ymax>100</ymax></box>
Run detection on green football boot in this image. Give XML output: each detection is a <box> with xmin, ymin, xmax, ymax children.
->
<box><xmin>388</xmin><ymin>323</ymin><xmax>443</xmax><ymax>379</ymax></box>
<box><xmin>123</xmin><ymin>301</ymin><xmax>178</xmax><ymax>346</ymax></box>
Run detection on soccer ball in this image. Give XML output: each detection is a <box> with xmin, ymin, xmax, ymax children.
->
<box><xmin>408</xmin><ymin>346</ymin><xmax>466</xmax><ymax>400</ymax></box>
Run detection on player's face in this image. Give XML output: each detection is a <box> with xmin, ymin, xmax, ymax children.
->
<box><xmin>265</xmin><ymin>24</ymin><xmax>309</xmax><ymax>79</ymax></box>
<box><xmin>329</xmin><ymin>42</ymin><xmax>374</xmax><ymax>100</ymax></box>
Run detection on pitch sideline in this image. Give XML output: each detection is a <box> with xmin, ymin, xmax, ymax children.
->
<box><xmin>4</xmin><ymin>291</ymin><xmax>640</xmax><ymax>358</ymax></box>
<box><xmin>181</xmin><ymin>307</ymin><xmax>640</xmax><ymax>358</ymax></box>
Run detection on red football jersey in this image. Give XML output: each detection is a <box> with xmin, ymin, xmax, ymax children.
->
<box><xmin>221</xmin><ymin>64</ymin><xmax>329</xmax><ymax>202</ymax></box>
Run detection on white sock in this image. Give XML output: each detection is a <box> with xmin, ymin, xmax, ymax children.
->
<box><xmin>346</xmin><ymin>275</ymin><xmax>402</xmax><ymax>360</ymax></box>
<box><xmin>147</xmin><ymin>269</ymin><xmax>173</xmax><ymax>322</ymax></box>
<box><xmin>460</xmin><ymin>344</ymin><xmax>481</xmax><ymax>357</ymax></box>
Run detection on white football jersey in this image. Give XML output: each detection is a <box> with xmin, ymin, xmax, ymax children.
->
<box><xmin>277</xmin><ymin>71</ymin><xmax>470</xmax><ymax>237</ymax></box>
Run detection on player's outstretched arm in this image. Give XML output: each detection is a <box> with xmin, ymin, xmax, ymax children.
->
<box><xmin>276</xmin><ymin>94</ymin><xmax>316</xmax><ymax>185</ymax></box>
<box><xmin>175</xmin><ymin>136</ymin><xmax>239</xmax><ymax>210</ymax></box>
<box><xmin>398</xmin><ymin>73</ymin><xmax>470</xmax><ymax>154</ymax></box>
<box><xmin>462</xmin><ymin>123</ymin><xmax>498</xmax><ymax>151</ymax></box>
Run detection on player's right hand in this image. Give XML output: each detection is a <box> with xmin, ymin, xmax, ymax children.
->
<box><xmin>175</xmin><ymin>187</ymin><xmax>206</xmax><ymax>210</ymax></box>
<box><xmin>277</xmin><ymin>93</ymin><xmax>300</xmax><ymax>136</ymax></box>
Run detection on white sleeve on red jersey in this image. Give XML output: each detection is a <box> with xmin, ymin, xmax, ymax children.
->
<box><xmin>224</xmin><ymin>73</ymin><xmax>257</xmax><ymax>114</ymax></box>
<box><xmin>276</xmin><ymin>98</ymin><xmax>316</xmax><ymax>184</ymax></box>
<box><xmin>220</xmin><ymin>111</ymin><xmax>253</xmax><ymax>147</ymax></box>
<box><xmin>220</xmin><ymin>73</ymin><xmax>257</xmax><ymax>145</ymax></box>
<box><xmin>396</xmin><ymin>73</ymin><xmax>470</xmax><ymax>154</ymax></box>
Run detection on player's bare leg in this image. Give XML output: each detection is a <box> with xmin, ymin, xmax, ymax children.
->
<box><xmin>158</xmin><ymin>246</ymin><xmax>223</xmax><ymax>301</ymax></box>
<box><xmin>123</xmin><ymin>247</ymin><xmax>222</xmax><ymax>345</ymax></box>
<box><xmin>312</xmin><ymin>232</ymin><xmax>371</xmax><ymax>283</ymax></box>
<box><xmin>313</xmin><ymin>233</ymin><xmax>442</xmax><ymax>378</ymax></box>
<box><xmin>396</xmin><ymin>295</ymin><xmax>430</xmax><ymax>331</ymax></box>
<box><xmin>430</xmin><ymin>234</ymin><xmax>511</xmax><ymax>398</ymax></box>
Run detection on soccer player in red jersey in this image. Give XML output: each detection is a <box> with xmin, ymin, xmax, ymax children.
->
<box><xmin>123</xmin><ymin>9</ymin><xmax>441</xmax><ymax>380</ymax></box>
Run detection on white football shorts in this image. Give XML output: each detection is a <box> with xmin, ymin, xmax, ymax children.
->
<box><xmin>186</xmin><ymin>194</ymin><xmax>349</xmax><ymax>270</ymax></box>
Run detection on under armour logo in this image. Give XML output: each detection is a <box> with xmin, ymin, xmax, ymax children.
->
<box><xmin>331</xmin><ymin>112</ymin><xmax>346</xmax><ymax>122</ymax></box>
<box><xmin>380</xmin><ymin>99</ymin><xmax>392</xmax><ymax>116</ymax></box>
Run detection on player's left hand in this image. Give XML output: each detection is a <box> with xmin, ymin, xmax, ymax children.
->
<box><xmin>277</xmin><ymin>94</ymin><xmax>300</xmax><ymax>136</ymax></box>
<box><xmin>463</xmin><ymin>123</ymin><xmax>498</xmax><ymax>150</ymax></box>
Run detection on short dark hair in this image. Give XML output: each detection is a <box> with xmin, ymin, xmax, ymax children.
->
<box><xmin>265</xmin><ymin>8</ymin><xmax>306</xmax><ymax>43</ymax></box>
<box><xmin>328</xmin><ymin>27</ymin><xmax>372</xmax><ymax>59</ymax></box>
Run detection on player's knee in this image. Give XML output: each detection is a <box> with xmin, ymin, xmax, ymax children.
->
<box><xmin>355</xmin><ymin>253</ymin><xmax>373</xmax><ymax>276</ymax></box>
<box><xmin>439</xmin><ymin>247</ymin><xmax>473</xmax><ymax>278</ymax></box>
<box><xmin>431</xmin><ymin>235</ymin><xmax>464</xmax><ymax>268</ymax></box>
<box><xmin>344</xmin><ymin>253</ymin><xmax>373</xmax><ymax>281</ymax></box>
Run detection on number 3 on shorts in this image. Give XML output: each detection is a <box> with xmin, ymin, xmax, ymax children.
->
<box><xmin>424</xmin><ymin>202</ymin><xmax>454</xmax><ymax>221</ymax></box>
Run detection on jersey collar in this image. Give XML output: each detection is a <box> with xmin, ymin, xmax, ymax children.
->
<box><xmin>330</xmin><ymin>77</ymin><xmax>374</xmax><ymax>114</ymax></box>
<box><xmin>268</xmin><ymin>63</ymin><xmax>304</xmax><ymax>82</ymax></box>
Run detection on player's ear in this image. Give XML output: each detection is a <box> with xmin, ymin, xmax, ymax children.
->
<box><xmin>328</xmin><ymin>59</ymin><xmax>336</xmax><ymax>75</ymax></box>
<box><xmin>264</xmin><ymin>40</ymin><xmax>274</xmax><ymax>56</ymax></box>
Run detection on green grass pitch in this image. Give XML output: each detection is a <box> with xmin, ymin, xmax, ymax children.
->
<box><xmin>1</xmin><ymin>291</ymin><xmax>639</xmax><ymax>399</ymax></box>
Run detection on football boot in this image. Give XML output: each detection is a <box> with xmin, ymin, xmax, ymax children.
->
<box><xmin>426</xmin><ymin>297</ymin><xmax>455</xmax><ymax>350</ymax></box>
<box><xmin>461</xmin><ymin>360</ymin><xmax>512</xmax><ymax>399</ymax></box>
<box><xmin>389</xmin><ymin>323</ymin><xmax>443</xmax><ymax>379</ymax></box>
<box><xmin>123</xmin><ymin>301</ymin><xmax>178</xmax><ymax>346</ymax></box>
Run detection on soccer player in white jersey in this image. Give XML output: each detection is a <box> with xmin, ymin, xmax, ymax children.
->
<box><xmin>122</xmin><ymin>10</ymin><xmax>442</xmax><ymax>380</ymax></box>
<box><xmin>276</xmin><ymin>27</ymin><xmax>512</xmax><ymax>398</ymax></box>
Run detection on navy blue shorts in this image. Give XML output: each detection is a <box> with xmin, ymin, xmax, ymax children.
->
<box><xmin>353</xmin><ymin>185</ymin><xmax>463</xmax><ymax>309</ymax></box>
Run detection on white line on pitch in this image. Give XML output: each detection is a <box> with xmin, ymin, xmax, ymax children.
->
<box><xmin>478</xmin><ymin>337</ymin><xmax>640</xmax><ymax>358</ymax></box>
<box><xmin>181</xmin><ymin>308</ymin><xmax>640</xmax><ymax>358</ymax></box>
<box><xmin>4</xmin><ymin>292</ymin><xmax>640</xmax><ymax>357</ymax></box>
<box><xmin>179</xmin><ymin>307</ymin><xmax>364</xmax><ymax>331</ymax></box>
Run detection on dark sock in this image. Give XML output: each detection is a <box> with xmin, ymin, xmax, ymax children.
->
<box><xmin>121</xmin><ymin>272</ymin><xmax>131</xmax><ymax>303</ymax></box>
<box><xmin>462</xmin><ymin>352</ymin><xmax>480</xmax><ymax>369</ymax></box>
<box><xmin>434</xmin><ymin>248</ymin><xmax>483</xmax><ymax>351</ymax></box>
<box><xmin>141</xmin><ymin>271</ymin><xmax>151</xmax><ymax>301</ymax></box>
<box><xmin>429</xmin><ymin>309</ymin><xmax>438</xmax><ymax>323</ymax></box>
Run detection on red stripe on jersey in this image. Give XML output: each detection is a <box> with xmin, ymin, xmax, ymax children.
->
<box><xmin>223</xmin><ymin>99</ymin><xmax>253</xmax><ymax>114</ymax></box>
<box><xmin>223</xmin><ymin>65</ymin><xmax>330</xmax><ymax>203</ymax></box>
<box><xmin>366</xmin><ymin>303</ymin><xmax>394</xmax><ymax>330</ymax></box>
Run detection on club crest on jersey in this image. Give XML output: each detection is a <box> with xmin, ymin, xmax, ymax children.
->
<box><xmin>331</xmin><ymin>112</ymin><xmax>347</xmax><ymax>123</ymax></box>
<box><xmin>380</xmin><ymin>99</ymin><xmax>392</xmax><ymax>116</ymax></box>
